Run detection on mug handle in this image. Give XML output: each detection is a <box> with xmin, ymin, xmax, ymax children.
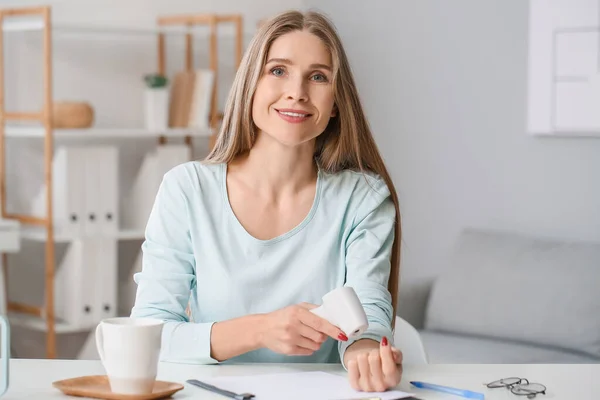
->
<box><xmin>95</xmin><ymin>323</ymin><xmax>105</xmax><ymax>362</ymax></box>
<box><xmin>0</xmin><ymin>316</ymin><xmax>9</xmax><ymax>397</ymax></box>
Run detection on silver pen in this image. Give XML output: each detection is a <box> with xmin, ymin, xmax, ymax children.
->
<box><xmin>186</xmin><ymin>379</ymin><xmax>255</xmax><ymax>400</ymax></box>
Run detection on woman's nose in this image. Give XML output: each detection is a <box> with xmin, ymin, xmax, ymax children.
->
<box><xmin>284</xmin><ymin>76</ymin><xmax>308</xmax><ymax>102</ymax></box>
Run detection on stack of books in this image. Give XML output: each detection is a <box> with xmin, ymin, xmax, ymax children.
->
<box><xmin>169</xmin><ymin>69</ymin><xmax>215</xmax><ymax>129</ymax></box>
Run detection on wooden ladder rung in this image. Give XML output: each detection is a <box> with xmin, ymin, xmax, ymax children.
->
<box><xmin>2</xmin><ymin>112</ymin><xmax>44</xmax><ymax>121</ymax></box>
<box><xmin>215</xmin><ymin>15</ymin><xmax>241</xmax><ymax>23</ymax></box>
<box><xmin>0</xmin><ymin>7</ymin><xmax>47</xmax><ymax>17</ymax></box>
<box><xmin>3</xmin><ymin>213</ymin><xmax>47</xmax><ymax>226</ymax></box>
<box><xmin>8</xmin><ymin>301</ymin><xmax>43</xmax><ymax>317</ymax></box>
<box><xmin>157</xmin><ymin>14</ymin><xmax>216</xmax><ymax>26</ymax></box>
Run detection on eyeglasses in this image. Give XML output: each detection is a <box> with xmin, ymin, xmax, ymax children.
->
<box><xmin>486</xmin><ymin>377</ymin><xmax>546</xmax><ymax>399</ymax></box>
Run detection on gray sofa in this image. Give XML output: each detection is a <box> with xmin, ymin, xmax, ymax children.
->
<box><xmin>398</xmin><ymin>228</ymin><xmax>600</xmax><ymax>364</ymax></box>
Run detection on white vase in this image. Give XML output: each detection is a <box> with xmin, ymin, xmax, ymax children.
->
<box><xmin>144</xmin><ymin>87</ymin><xmax>169</xmax><ymax>131</ymax></box>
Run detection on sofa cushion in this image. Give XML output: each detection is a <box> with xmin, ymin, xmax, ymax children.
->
<box><xmin>424</xmin><ymin>228</ymin><xmax>600</xmax><ymax>358</ymax></box>
<box><xmin>420</xmin><ymin>330</ymin><xmax>600</xmax><ymax>364</ymax></box>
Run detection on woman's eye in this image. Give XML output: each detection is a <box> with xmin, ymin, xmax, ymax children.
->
<box><xmin>270</xmin><ymin>67</ymin><xmax>285</xmax><ymax>76</ymax></box>
<box><xmin>311</xmin><ymin>73</ymin><xmax>328</xmax><ymax>82</ymax></box>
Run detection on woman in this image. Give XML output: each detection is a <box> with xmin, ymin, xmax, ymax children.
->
<box><xmin>131</xmin><ymin>10</ymin><xmax>403</xmax><ymax>392</ymax></box>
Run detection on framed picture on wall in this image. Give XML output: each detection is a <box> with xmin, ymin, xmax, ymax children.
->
<box><xmin>528</xmin><ymin>0</ymin><xmax>600</xmax><ymax>138</ymax></box>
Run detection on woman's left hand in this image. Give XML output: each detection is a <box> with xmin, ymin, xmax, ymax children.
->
<box><xmin>346</xmin><ymin>337</ymin><xmax>403</xmax><ymax>392</ymax></box>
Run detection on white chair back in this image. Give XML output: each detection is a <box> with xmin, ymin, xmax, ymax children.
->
<box><xmin>393</xmin><ymin>316</ymin><xmax>428</xmax><ymax>365</ymax></box>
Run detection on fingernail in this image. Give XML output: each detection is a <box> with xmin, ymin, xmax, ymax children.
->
<box><xmin>382</xmin><ymin>336</ymin><xmax>388</xmax><ymax>346</ymax></box>
<box><xmin>338</xmin><ymin>333</ymin><xmax>348</xmax><ymax>341</ymax></box>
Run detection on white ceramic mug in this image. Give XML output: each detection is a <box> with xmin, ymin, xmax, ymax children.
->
<box><xmin>95</xmin><ymin>317</ymin><xmax>164</xmax><ymax>395</ymax></box>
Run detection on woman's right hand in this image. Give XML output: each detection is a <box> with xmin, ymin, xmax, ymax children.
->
<box><xmin>258</xmin><ymin>303</ymin><xmax>349</xmax><ymax>356</ymax></box>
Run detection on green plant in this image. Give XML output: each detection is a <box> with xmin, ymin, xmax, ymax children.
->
<box><xmin>144</xmin><ymin>73</ymin><xmax>168</xmax><ymax>88</ymax></box>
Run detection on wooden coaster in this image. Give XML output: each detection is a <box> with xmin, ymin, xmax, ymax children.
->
<box><xmin>52</xmin><ymin>375</ymin><xmax>184</xmax><ymax>399</ymax></box>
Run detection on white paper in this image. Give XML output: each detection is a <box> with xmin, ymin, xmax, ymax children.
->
<box><xmin>196</xmin><ymin>371</ymin><xmax>413</xmax><ymax>400</ymax></box>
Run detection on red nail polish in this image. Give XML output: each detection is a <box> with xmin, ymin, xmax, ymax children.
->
<box><xmin>338</xmin><ymin>333</ymin><xmax>348</xmax><ymax>341</ymax></box>
<box><xmin>382</xmin><ymin>336</ymin><xmax>388</xmax><ymax>346</ymax></box>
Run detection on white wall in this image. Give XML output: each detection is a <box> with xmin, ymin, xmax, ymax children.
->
<box><xmin>302</xmin><ymin>1</ymin><xmax>600</xmax><ymax>293</ymax></box>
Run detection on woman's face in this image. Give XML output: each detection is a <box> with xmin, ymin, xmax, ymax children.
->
<box><xmin>252</xmin><ymin>29</ymin><xmax>336</xmax><ymax>148</ymax></box>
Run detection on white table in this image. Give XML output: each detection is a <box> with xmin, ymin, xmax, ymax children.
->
<box><xmin>3</xmin><ymin>359</ymin><xmax>598</xmax><ymax>399</ymax></box>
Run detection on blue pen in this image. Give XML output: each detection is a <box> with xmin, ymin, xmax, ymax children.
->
<box><xmin>410</xmin><ymin>381</ymin><xmax>485</xmax><ymax>399</ymax></box>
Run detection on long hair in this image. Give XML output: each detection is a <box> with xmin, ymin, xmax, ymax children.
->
<box><xmin>205</xmin><ymin>10</ymin><xmax>402</xmax><ymax>322</ymax></box>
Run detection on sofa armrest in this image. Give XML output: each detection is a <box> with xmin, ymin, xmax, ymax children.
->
<box><xmin>396</xmin><ymin>278</ymin><xmax>434</xmax><ymax>330</ymax></box>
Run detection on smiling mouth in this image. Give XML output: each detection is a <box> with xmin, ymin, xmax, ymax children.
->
<box><xmin>277</xmin><ymin>110</ymin><xmax>310</xmax><ymax>117</ymax></box>
<box><xmin>275</xmin><ymin>108</ymin><xmax>312</xmax><ymax>123</ymax></box>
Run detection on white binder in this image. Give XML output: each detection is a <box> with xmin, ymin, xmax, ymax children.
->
<box><xmin>55</xmin><ymin>239</ymin><xmax>95</xmax><ymax>328</ymax></box>
<box><xmin>83</xmin><ymin>147</ymin><xmax>102</xmax><ymax>237</ymax></box>
<box><xmin>92</xmin><ymin>238</ymin><xmax>118</xmax><ymax>322</ymax></box>
<box><xmin>80</xmin><ymin>238</ymin><xmax>97</xmax><ymax>327</ymax></box>
<box><xmin>31</xmin><ymin>146</ymin><xmax>86</xmax><ymax>237</ymax></box>
<box><xmin>156</xmin><ymin>144</ymin><xmax>190</xmax><ymax>173</ymax></box>
<box><xmin>122</xmin><ymin>144</ymin><xmax>190</xmax><ymax>231</ymax></box>
<box><xmin>119</xmin><ymin>248</ymin><xmax>143</xmax><ymax>315</ymax></box>
<box><xmin>122</xmin><ymin>151</ymin><xmax>160</xmax><ymax>231</ymax></box>
<box><xmin>96</xmin><ymin>147</ymin><xmax>119</xmax><ymax>236</ymax></box>
<box><xmin>188</xmin><ymin>69</ymin><xmax>215</xmax><ymax>129</ymax></box>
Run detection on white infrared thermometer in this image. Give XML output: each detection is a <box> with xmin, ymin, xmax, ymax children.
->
<box><xmin>310</xmin><ymin>286</ymin><xmax>369</xmax><ymax>339</ymax></box>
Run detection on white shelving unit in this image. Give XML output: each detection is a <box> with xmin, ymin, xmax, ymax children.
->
<box><xmin>0</xmin><ymin>5</ymin><xmax>244</xmax><ymax>359</ymax></box>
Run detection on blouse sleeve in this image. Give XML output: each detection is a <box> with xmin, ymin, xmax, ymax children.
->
<box><xmin>338</xmin><ymin>177</ymin><xmax>396</xmax><ymax>368</ymax></box>
<box><xmin>130</xmin><ymin>168</ymin><xmax>218</xmax><ymax>364</ymax></box>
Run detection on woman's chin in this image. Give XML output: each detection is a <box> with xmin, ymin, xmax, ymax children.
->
<box><xmin>262</xmin><ymin>131</ymin><xmax>318</xmax><ymax>148</ymax></box>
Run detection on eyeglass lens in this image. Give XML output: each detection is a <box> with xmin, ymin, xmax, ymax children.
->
<box><xmin>487</xmin><ymin>377</ymin><xmax>546</xmax><ymax>398</ymax></box>
<box><xmin>512</xmin><ymin>383</ymin><xmax>546</xmax><ymax>395</ymax></box>
<box><xmin>487</xmin><ymin>377</ymin><xmax>522</xmax><ymax>388</ymax></box>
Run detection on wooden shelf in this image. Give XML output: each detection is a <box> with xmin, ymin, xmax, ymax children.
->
<box><xmin>21</xmin><ymin>227</ymin><xmax>145</xmax><ymax>242</ymax></box>
<box><xmin>4</xmin><ymin>126</ymin><xmax>212</xmax><ymax>139</ymax></box>
<box><xmin>2</xmin><ymin>19</ymin><xmax>239</xmax><ymax>37</ymax></box>
<box><xmin>8</xmin><ymin>313</ymin><xmax>92</xmax><ymax>334</ymax></box>
<box><xmin>1</xmin><ymin>16</ymin><xmax>44</xmax><ymax>32</ymax></box>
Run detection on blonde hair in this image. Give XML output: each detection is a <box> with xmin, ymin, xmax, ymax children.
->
<box><xmin>206</xmin><ymin>10</ymin><xmax>402</xmax><ymax>320</ymax></box>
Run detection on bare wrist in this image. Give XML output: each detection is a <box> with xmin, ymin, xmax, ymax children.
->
<box><xmin>250</xmin><ymin>313</ymin><xmax>267</xmax><ymax>349</ymax></box>
<box><xmin>210</xmin><ymin>314</ymin><xmax>267</xmax><ymax>361</ymax></box>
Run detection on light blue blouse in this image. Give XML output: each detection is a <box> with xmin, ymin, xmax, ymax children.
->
<box><xmin>130</xmin><ymin>161</ymin><xmax>396</xmax><ymax>365</ymax></box>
